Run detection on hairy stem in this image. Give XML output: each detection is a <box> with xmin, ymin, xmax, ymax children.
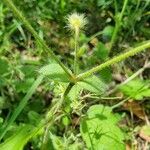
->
<box><xmin>2</xmin><ymin>0</ymin><xmax>74</xmax><ymax>80</ymax></box>
<box><xmin>74</xmin><ymin>30</ymin><xmax>79</xmax><ymax>75</ymax></box>
<box><xmin>76</xmin><ymin>41</ymin><xmax>150</xmax><ymax>81</ymax></box>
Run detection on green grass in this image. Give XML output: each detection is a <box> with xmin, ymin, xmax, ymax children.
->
<box><xmin>0</xmin><ymin>0</ymin><xmax>150</xmax><ymax>149</ymax></box>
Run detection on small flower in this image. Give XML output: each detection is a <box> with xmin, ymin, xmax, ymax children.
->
<box><xmin>66</xmin><ymin>13</ymin><xmax>87</xmax><ymax>34</ymax></box>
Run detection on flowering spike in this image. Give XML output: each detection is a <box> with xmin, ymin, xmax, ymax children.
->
<box><xmin>66</xmin><ymin>13</ymin><xmax>87</xmax><ymax>34</ymax></box>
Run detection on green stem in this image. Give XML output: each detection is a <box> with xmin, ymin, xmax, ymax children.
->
<box><xmin>76</xmin><ymin>41</ymin><xmax>150</xmax><ymax>81</ymax></box>
<box><xmin>111</xmin><ymin>98</ymin><xmax>129</xmax><ymax>109</ymax></box>
<box><xmin>0</xmin><ymin>75</ymin><xmax>44</xmax><ymax>141</ymax></box>
<box><xmin>88</xmin><ymin>31</ymin><xmax>103</xmax><ymax>43</ymax></box>
<box><xmin>109</xmin><ymin>0</ymin><xmax>128</xmax><ymax>50</ymax></box>
<box><xmin>2</xmin><ymin>0</ymin><xmax>74</xmax><ymax>80</ymax></box>
<box><xmin>120</xmin><ymin>0</ymin><xmax>128</xmax><ymax>21</ymax></box>
<box><xmin>74</xmin><ymin>30</ymin><xmax>78</xmax><ymax>103</ymax></box>
<box><xmin>46</xmin><ymin>82</ymin><xmax>74</xmax><ymax>120</ymax></box>
<box><xmin>107</xmin><ymin>61</ymin><xmax>150</xmax><ymax>95</ymax></box>
<box><xmin>74</xmin><ymin>30</ymin><xmax>78</xmax><ymax>75</ymax></box>
<box><xmin>109</xmin><ymin>22</ymin><xmax>119</xmax><ymax>50</ymax></box>
<box><xmin>41</xmin><ymin>82</ymin><xmax>74</xmax><ymax>149</ymax></box>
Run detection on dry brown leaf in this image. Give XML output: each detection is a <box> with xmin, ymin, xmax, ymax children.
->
<box><xmin>123</xmin><ymin>101</ymin><xmax>146</xmax><ymax>121</ymax></box>
<box><xmin>90</xmin><ymin>38</ymin><xmax>99</xmax><ymax>47</ymax></box>
<box><xmin>126</xmin><ymin>144</ymin><xmax>131</xmax><ymax>150</ymax></box>
<box><xmin>139</xmin><ymin>125</ymin><xmax>150</xmax><ymax>142</ymax></box>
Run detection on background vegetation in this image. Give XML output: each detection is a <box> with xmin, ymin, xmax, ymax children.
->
<box><xmin>0</xmin><ymin>0</ymin><xmax>150</xmax><ymax>149</ymax></box>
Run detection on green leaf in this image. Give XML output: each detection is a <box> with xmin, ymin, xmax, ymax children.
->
<box><xmin>50</xmin><ymin>134</ymin><xmax>64</xmax><ymax>150</ymax></box>
<box><xmin>94</xmin><ymin>42</ymin><xmax>109</xmax><ymax>61</ymax></box>
<box><xmin>80</xmin><ymin>105</ymin><xmax>125</xmax><ymax>150</ymax></box>
<box><xmin>102</xmin><ymin>25</ymin><xmax>114</xmax><ymax>39</ymax></box>
<box><xmin>0</xmin><ymin>96</ymin><xmax>9</xmax><ymax>109</ymax></box>
<box><xmin>0</xmin><ymin>75</ymin><xmax>44</xmax><ymax>141</ymax></box>
<box><xmin>68</xmin><ymin>84</ymin><xmax>81</xmax><ymax>101</ymax></box>
<box><xmin>67</xmin><ymin>75</ymin><xmax>107</xmax><ymax>103</ymax></box>
<box><xmin>0</xmin><ymin>125</ymin><xmax>35</xmax><ymax>150</ymax></box>
<box><xmin>0</xmin><ymin>58</ymin><xmax>10</xmax><ymax>88</ymax></box>
<box><xmin>97</xmin><ymin>0</ymin><xmax>113</xmax><ymax>7</ymax></box>
<box><xmin>0</xmin><ymin>58</ymin><xmax>9</xmax><ymax>75</ymax></box>
<box><xmin>15</xmin><ymin>78</ymin><xmax>35</xmax><ymax>93</ymax></box>
<box><xmin>119</xmin><ymin>79</ymin><xmax>150</xmax><ymax>100</ymax></box>
<box><xmin>39</xmin><ymin>63</ymin><xmax>70</xmax><ymax>82</ymax></box>
<box><xmin>93</xmin><ymin>41</ymin><xmax>112</xmax><ymax>83</ymax></box>
<box><xmin>28</xmin><ymin>111</ymin><xmax>42</xmax><ymax>126</ymax></box>
<box><xmin>78</xmin><ymin>75</ymin><xmax>107</xmax><ymax>94</ymax></box>
<box><xmin>0</xmin><ymin>76</ymin><xmax>6</xmax><ymax>88</ymax></box>
<box><xmin>62</xmin><ymin>115</ymin><xmax>71</xmax><ymax>126</ymax></box>
<box><xmin>99</xmin><ymin>67</ymin><xmax>112</xmax><ymax>83</ymax></box>
<box><xmin>21</xmin><ymin>65</ymin><xmax>37</xmax><ymax>78</ymax></box>
<box><xmin>49</xmin><ymin>134</ymin><xmax>82</xmax><ymax>150</ymax></box>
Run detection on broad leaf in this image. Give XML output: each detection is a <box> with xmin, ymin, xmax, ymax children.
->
<box><xmin>80</xmin><ymin>105</ymin><xmax>125</xmax><ymax>150</ymax></box>
<box><xmin>78</xmin><ymin>75</ymin><xmax>107</xmax><ymax>94</ymax></box>
<box><xmin>0</xmin><ymin>125</ymin><xmax>35</xmax><ymax>150</ymax></box>
<box><xmin>66</xmin><ymin>75</ymin><xmax>107</xmax><ymax>109</ymax></box>
<box><xmin>39</xmin><ymin>63</ymin><xmax>70</xmax><ymax>82</ymax></box>
<box><xmin>68</xmin><ymin>84</ymin><xmax>81</xmax><ymax>101</ymax></box>
<box><xmin>67</xmin><ymin>75</ymin><xmax>107</xmax><ymax>102</ymax></box>
<box><xmin>119</xmin><ymin>79</ymin><xmax>150</xmax><ymax>100</ymax></box>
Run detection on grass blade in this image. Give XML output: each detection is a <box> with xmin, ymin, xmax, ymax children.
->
<box><xmin>0</xmin><ymin>75</ymin><xmax>44</xmax><ymax>141</ymax></box>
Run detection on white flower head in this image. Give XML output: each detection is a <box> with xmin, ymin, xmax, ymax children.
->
<box><xmin>66</xmin><ymin>13</ymin><xmax>87</xmax><ymax>34</ymax></box>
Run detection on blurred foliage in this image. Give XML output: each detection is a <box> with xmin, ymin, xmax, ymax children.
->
<box><xmin>0</xmin><ymin>0</ymin><xmax>150</xmax><ymax>149</ymax></box>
